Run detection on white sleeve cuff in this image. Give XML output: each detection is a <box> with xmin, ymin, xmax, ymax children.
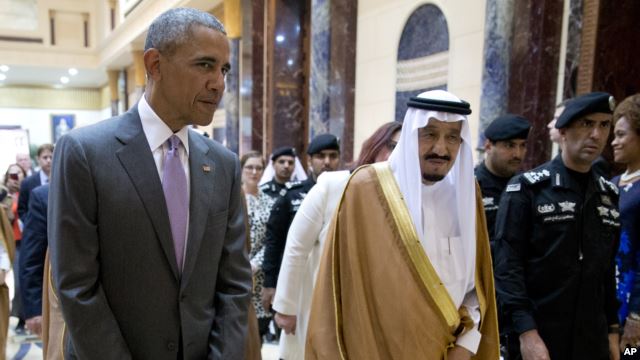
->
<box><xmin>455</xmin><ymin>326</ymin><xmax>482</xmax><ymax>354</ymax></box>
<box><xmin>0</xmin><ymin>251</ymin><xmax>10</xmax><ymax>271</ymax></box>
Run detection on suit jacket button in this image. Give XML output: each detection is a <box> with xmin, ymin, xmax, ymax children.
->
<box><xmin>167</xmin><ymin>341</ymin><xmax>176</xmax><ymax>351</ymax></box>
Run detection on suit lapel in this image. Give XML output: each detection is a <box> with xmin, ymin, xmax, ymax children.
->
<box><xmin>115</xmin><ymin>109</ymin><xmax>180</xmax><ymax>280</ymax></box>
<box><xmin>181</xmin><ymin>132</ymin><xmax>214</xmax><ymax>288</ymax></box>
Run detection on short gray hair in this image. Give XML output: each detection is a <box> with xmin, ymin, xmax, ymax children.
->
<box><xmin>144</xmin><ymin>8</ymin><xmax>227</xmax><ymax>56</ymax></box>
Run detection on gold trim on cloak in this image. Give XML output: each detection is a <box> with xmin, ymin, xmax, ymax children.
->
<box><xmin>372</xmin><ymin>162</ymin><xmax>460</xmax><ymax>330</ymax></box>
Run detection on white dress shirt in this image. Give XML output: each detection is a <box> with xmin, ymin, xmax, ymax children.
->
<box><xmin>138</xmin><ymin>95</ymin><xmax>191</xmax><ymax>262</ymax></box>
<box><xmin>422</xmin><ymin>181</ymin><xmax>482</xmax><ymax>354</ymax></box>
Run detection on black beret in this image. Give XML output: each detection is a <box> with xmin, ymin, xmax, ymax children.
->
<box><xmin>555</xmin><ymin>92</ymin><xmax>615</xmax><ymax>129</ymax></box>
<box><xmin>307</xmin><ymin>134</ymin><xmax>340</xmax><ymax>155</ymax></box>
<box><xmin>484</xmin><ymin>114</ymin><xmax>531</xmax><ymax>141</ymax></box>
<box><xmin>271</xmin><ymin>146</ymin><xmax>296</xmax><ymax>161</ymax></box>
<box><xmin>407</xmin><ymin>96</ymin><xmax>472</xmax><ymax>115</ymax></box>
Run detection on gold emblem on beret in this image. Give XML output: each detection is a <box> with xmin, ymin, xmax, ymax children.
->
<box><xmin>609</xmin><ymin>96</ymin><xmax>616</xmax><ymax>111</ymax></box>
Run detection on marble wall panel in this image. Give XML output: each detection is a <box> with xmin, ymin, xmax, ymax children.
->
<box><xmin>591</xmin><ymin>0</ymin><xmax>640</xmax><ymax>99</ymax></box>
<box><xmin>328</xmin><ymin>0</ymin><xmax>357</xmax><ymax>162</ymax></box>
<box><xmin>507</xmin><ymin>0</ymin><xmax>563</xmax><ymax>169</ymax></box>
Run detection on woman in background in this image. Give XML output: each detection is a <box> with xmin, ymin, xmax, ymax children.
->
<box><xmin>241</xmin><ymin>151</ymin><xmax>277</xmax><ymax>344</ymax></box>
<box><xmin>272</xmin><ymin>121</ymin><xmax>402</xmax><ymax>359</ymax></box>
<box><xmin>611</xmin><ymin>94</ymin><xmax>640</xmax><ymax>350</ymax></box>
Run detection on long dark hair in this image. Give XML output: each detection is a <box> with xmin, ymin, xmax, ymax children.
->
<box><xmin>352</xmin><ymin>121</ymin><xmax>402</xmax><ymax>169</ymax></box>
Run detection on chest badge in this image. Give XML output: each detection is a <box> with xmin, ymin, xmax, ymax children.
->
<box><xmin>483</xmin><ymin>197</ymin><xmax>495</xmax><ymax>206</ymax></box>
<box><xmin>601</xmin><ymin>195</ymin><xmax>613</xmax><ymax>206</ymax></box>
<box><xmin>537</xmin><ymin>203</ymin><xmax>555</xmax><ymax>214</ymax></box>
<box><xmin>558</xmin><ymin>201</ymin><xmax>576</xmax><ymax>213</ymax></box>
<box><xmin>597</xmin><ymin>206</ymin><xmax>610</xmax><ymax>217</ymax></box>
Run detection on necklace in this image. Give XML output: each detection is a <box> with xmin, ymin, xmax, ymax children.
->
<box><xmin>621</xmin><ymin>169</ymin><xmax>640</xmax><ymax>182</ymax></box>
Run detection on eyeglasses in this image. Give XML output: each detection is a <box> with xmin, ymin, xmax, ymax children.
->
<box><xmin>8</xmin><ymin>173</ymin><xmax>19</xmax><ymax>181</ymax></box>
<box><xmin>243</xmin><ymin>165</ymin><xmax>264</xmax><ymax>172</ymax></box>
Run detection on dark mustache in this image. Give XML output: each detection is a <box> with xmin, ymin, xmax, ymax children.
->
<box><xmin>424</xmin><ymin>154</ymin><xmax>451</xmax><ymax>161</ymax></box>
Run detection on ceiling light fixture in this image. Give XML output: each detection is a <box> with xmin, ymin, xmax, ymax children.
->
<box><xmin>60</xmin><ymin>76</ymin><xmax>70</xmax><ymax>84</ymax></box>
<box><xmin>0</xmin><ymin>65</ymin><xmax>8</xmax><ymax>72</ymax></box>
<box><xmin>68</xmin><ymin>68</ymin><xmax>78</xmax><ymax>76</ymax></box>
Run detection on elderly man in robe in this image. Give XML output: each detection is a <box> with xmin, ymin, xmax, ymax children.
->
<box><xmin>305</xmin><ymin>90</ymin><xmax>499</xmax><ymax>360</ymax></box>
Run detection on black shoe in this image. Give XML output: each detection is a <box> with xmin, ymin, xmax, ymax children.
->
<box><xmin>14</xmin><ymin>324</ymin><xmax>26</xmax><ymax>335</ymax></box>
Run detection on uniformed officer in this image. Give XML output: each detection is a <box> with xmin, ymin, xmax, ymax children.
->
<box><xmin>475</xmin><ymin>114</ymin><xmax>530</xmax><ymax>251</ymax></box>
<box><xmin>261</xmin><ymin>134</ymin><xmax>341</xmax><ymax>311</ymax></box>
<box><xmin>260</xmin><ymin>146</ymin><xmax>296</xmax><ymax>198</ymax></box>
<box><xmin>494</xmin><ymin>92</ymin><xmax>620</xmax><ymax>360</ymax></box>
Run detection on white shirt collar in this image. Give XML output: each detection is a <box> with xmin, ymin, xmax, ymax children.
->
<box><xmin>138</xmin><ymin>94</ymin><xmax>190</xmax><ymax>154</ymax></box>
<box><xmin>39</xmin><ymin>171</ymin><xmax>49</xmax><ymax>185</ymax></box>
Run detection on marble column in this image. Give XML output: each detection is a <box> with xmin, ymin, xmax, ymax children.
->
<box><xmin>108</xmin><ymin>70</ymin><xmax>119</xmax><ymax>116</ymax></box>
<box><xmin>478</xmin><ymin>0</ymin><xmax>514</xmax><ymax>152</ymax></box>
<box><xmin>250</xmin><ymin>0</ymin><xmax>265</xmax><ymax>153</ymax></box>
<box><xmin>224</xmin><ymin>38</ymin><xmax>240</xmax><ymax>153</ymax></box>
<box><xmin>507</xmin><ymin>0</ymin><xmax>564</xmax><ymax>169</ymax></box>
<box><xmin>224</xmin><ymin>0</ymin><xmax>242</xmax><ymax>154</ymax></box>
<box><xmin>265</xmin><ymin>0</ymin><xmax>309</xmax><ymax>155</ymax></box>
<box><xmin>309</xmin><ymin>0</ymin><xmax>357</xmax><ymax>162</ymax></box>
<box><xmin>560</xmin><ymin>0</ymin><xmax>583</xmax><ymax>100</ymax></box>
<box><xmin>239</xmin><ymin>0</ymin><xmax>254</xmax><ymax>155</ymax></box>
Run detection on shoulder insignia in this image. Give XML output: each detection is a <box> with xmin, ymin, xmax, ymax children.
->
<box><xmin>259</xmin><ymin>183</ymin><xmax>270</xmax><ymax>191</ymax></box>
<box><xmin>285</xmin><ymin>181</ymin><xmax>302</xmax><ymax>190</ymax></box>
<box><xmin>523</xmin><ymin>169</ymin><xmax>551</xmax><ymax>185</ymax></box>
<box><xmin>598</xmin><ymin>176</ymin><xmax>619</xmax><ymax>195</ymax></box>
<box><xmin>279</xmin><ymin>189</ymin><xmax>287</xmax><ymax>196</ymax></box>
<box><xmin>597</xmin><ymin>206</ymin><xmax>610</xmax><ymax>217</ymax></box>
<box><xmin>506</xmin><ymin>183</ymin><xmax>521</xmax><ymax>192</ymax></box>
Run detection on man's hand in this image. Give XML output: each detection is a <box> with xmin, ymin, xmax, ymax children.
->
<box><xmin>261</xmin><ymin>287</ymin><xmax>276</xmax><ymax>312</ymax></box>
<box><xmin>275</xmin><ymin>313</ymin><xmax>297</xmax><ymax>335</ymax></box>
<box><xmin>25</xmin><ymin>316</ymin><xmax>43</xmax><ymax>337</ymax></box>
<box><xmin>446</xmin><ymin>345</ymin><xmax>472</xmax><ymax>360</ymax></box>
<box><xmin>0</xmin><ymin>270</ymin><xmax>6</xmax><ymax>285</ymax></box>
<box><xmin>621</xmin><ymin>317</ymin><xmax>640</xmax><ymax>354</ymax></box>
<box><xmin>520</xmin><ymin>330</ymin><xmax>550</xmax><ymax>360</ymax></box>
<box><xmin>609</xmin><ymin>332</ymin><xmax>620</xmax><ymax>360</ymax></box>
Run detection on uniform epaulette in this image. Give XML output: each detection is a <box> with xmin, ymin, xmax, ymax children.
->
<box><xmin>259</xmin><ymin>183</ymin><xmax>270</xmax><ymax>191</ymax></box>
<box><xmin>598</xmin><ymin>176</ymin><xmax>619</xmax><ymax>195</ymax></box>
<box><xmin>285</xmin><ymin>181</ymin><xmax>303</xmax><ymax>190</ymax></box>
<box><xmin>522</xmin><ymin>168</ymin><xmax>551</xmax><ymax>185</ymax></box>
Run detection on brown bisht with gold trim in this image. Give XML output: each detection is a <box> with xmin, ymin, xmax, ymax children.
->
<box><xmin>306</xmin><ymin>163</ymin><xmax>499</xmax><ymax>359</ymax></box>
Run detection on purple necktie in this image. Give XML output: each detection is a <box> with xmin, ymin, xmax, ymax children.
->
<box><xmin>162</xmin><ymin>135</ymin><xmax>188</xmax><ymax>271</ymax></box>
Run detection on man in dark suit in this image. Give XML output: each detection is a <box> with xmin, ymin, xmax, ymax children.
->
<box><xmin>49</xmin><ymin>8</ymin><xmax>251</xmax><ymax>359</ymax></box>
<box><xmin>19</xmin><ymin>184</ymin><xmax>48</xmax><ymax>337</ymax></box>
<box><xmin>17</xmin><ymin>144</ymin><xmax>53</xmax><ymax>221</ymax></box>
<box><xmin>14</xmin><ymin>143</ymin><xmax>52</xmax><ymax>334</ymax></box>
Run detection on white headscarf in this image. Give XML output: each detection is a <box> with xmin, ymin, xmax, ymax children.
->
<box><xmin>259</xmin><ymin>157</ymin><xmax>308</xmax><ymax>185</ymax></box>
<box><xmin>388</xmin><ymin>89</ymin><xmax>476</xmax><ymax>293</ymax></box>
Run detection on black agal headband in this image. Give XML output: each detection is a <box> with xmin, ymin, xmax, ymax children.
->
<box><xmin>407</xmin><ymin>97</ymin><xmax>472</xmax><ymax>115</ymax></box>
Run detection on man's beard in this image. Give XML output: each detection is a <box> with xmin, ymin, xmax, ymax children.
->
<box><xmin>422</xmin><ymin>173</ymin><xmax>445</xmax><ymax>183</ymax></box>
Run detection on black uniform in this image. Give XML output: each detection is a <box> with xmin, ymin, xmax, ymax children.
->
<box><xmin>474</xmin><ymin>161</ymin><xmax>511</xmax><ymax>252</ymax></box>
<box><xmin>494</xmin><ymin>155</ymin><xmax>620</xmax><ymax>360</ymax></box>
<box><xmin>262</xmin><ymin>178</ymin><xmax>316</xmax><ymax>287</ymax></box>
<box><xmin>259</xmin><ymin>179</ymin><xmax>287</xmax><ymax>199</ymax></box>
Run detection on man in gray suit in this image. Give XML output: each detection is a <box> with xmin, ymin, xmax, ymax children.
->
<box><xmin>48</xmin><ymin>8</ymin><xmax>251</xmax><ymax>359</ymax></box>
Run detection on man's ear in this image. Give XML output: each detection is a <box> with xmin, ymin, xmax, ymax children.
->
<box><xmin>483</xmin><ymin>139</ymin><xmax>492</xmax><ymax>153</ymax></box>
<box><xmin>143</xmin><ymin>48</ymin><xmax>162</xmax><ymax>82</ymax></box>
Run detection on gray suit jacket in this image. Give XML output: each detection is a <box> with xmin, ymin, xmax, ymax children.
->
<box><xmin>48</xmin><ymin>106</ymin><xmax>251</xmax><ymax>359</ymax></box>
